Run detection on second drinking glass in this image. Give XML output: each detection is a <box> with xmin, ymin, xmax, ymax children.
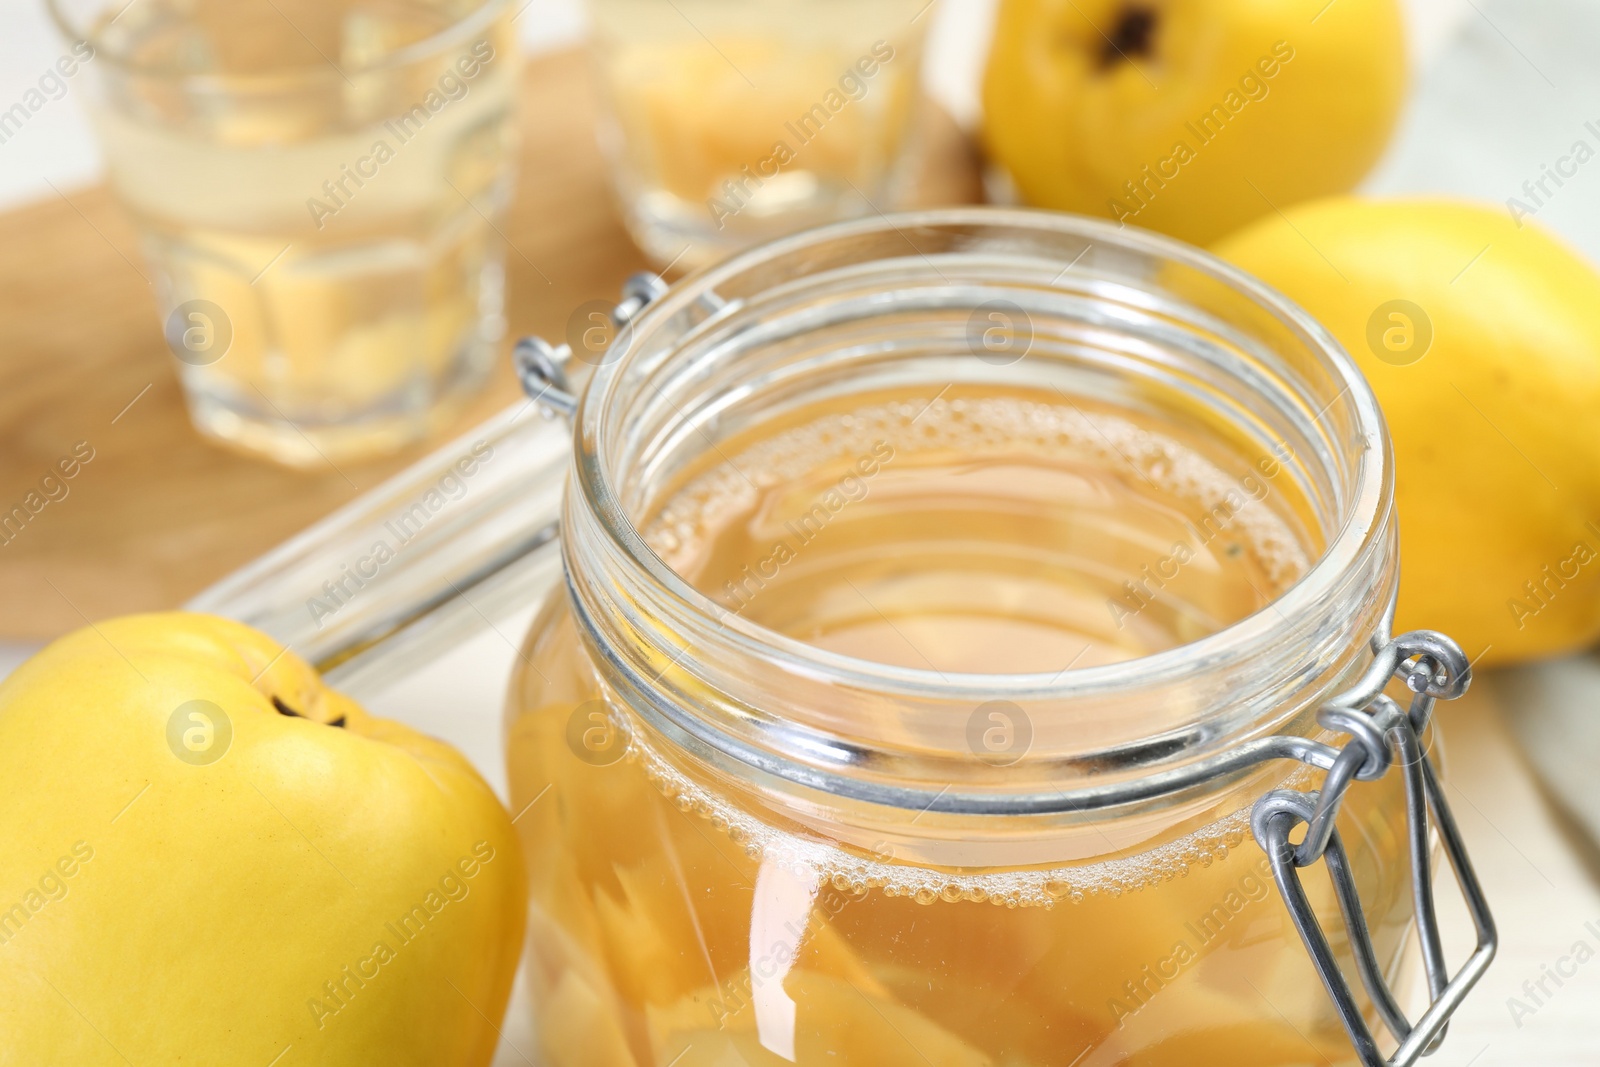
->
<box><xmin>586</xmin><ymin>0</ymin><xmax>932</xmax><ymax>269</ymax></box>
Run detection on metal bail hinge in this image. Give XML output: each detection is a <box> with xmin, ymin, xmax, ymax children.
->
<box><xmin>1250</xmin><ymin>631</ymin><xmax>1497</xmax><ymax>1067</ymax></box>
<box><xmin>513</xmin><ymin>271</ymin><xmax>668</xmax><ymax>419</ymax></box>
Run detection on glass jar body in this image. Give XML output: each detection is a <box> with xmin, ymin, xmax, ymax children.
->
<box><xmin>507</xmin><ymin>598</ymin><xmax>1417</xmax><ymax>1067</ymax></box>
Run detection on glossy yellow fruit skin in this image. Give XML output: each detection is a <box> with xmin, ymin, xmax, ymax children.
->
<box><xmin>0</xmin><ymin>613</ymin><xmax>525</xmax><ymax>1066</ymax></box>
<box><xmin>981</xmin><ymin>0</ymin><xmax>1407</xmax><ymax>246</ymax></box>
<box><xmin>1215</xmin><ymin>198</ymin><xmax>1600</xmax><ymax>665</ymax></box>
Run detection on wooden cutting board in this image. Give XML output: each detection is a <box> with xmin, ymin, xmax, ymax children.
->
<box><xmin>0</xmin><ymin>48</ymin><xmax>980</xmax><ymax>641</ymax></box>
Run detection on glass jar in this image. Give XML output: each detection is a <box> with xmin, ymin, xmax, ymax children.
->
<box><xmin>502</xmin><ymin>210</ymin><xmax>1489</xmax><ymax>1066</ymax></box>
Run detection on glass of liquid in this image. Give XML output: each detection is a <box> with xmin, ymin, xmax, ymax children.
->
<box><xmin>586</xmin><ymin>0</ymin><xmax>932</xmax><ymax>270</ymax></box>
<box><xmin>49</xmin><ymin>0</ymin><xmax>520</xmax><ymax>466</ymax></box>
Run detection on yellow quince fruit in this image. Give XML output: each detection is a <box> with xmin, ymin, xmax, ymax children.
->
<box><xmin>981</xmin><ymin>0</ymin><xmax>1407</xmax><ymax>245</ymax></box>
<box><xmin>1214</xmin><ymin>198</ymin><xmax>1600</xmax><ymax>665</ymax></box>
<box><xmin>0</xmin><ymin>612</ymin><xmax>525</xmax><ymax>1065</ymax></box>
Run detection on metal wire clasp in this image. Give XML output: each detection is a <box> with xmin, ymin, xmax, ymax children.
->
<box><xmin>1250</xmin><ymin>630</ymin><xmax>1496</xmax><ymax>1066</ymax></box>
<box><xmin>513</xmin><ymin>272</ymin><xmax>669</xmax><ymax>418</ymax></box>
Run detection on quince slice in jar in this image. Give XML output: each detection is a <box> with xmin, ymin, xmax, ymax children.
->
<box><xmin>1098</xmin><ymin>1006</ymin><xmax>1347</xmax><ymax>1067</ymax></box>
<box><xmin>588</xmin><ymin>813</ymin><xmax>766</xmax><ymax>1000</ymax></box>
<box><xmin>539</xmin><ymin>966</ymin><xmax>642</xmax><ymax>1067</ymax></box>
<box><xmin>648</xmin><ymin>968</ymin><xmax>994</xmax><ymax>1067</ymax></box>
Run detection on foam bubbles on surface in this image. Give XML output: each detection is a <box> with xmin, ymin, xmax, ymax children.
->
<box><xmin>643</xmin><ymin>395</ymin><xmax>1308</xmax><ymax>588</ymax></box>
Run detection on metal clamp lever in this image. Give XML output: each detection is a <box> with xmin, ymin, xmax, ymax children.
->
<box><xmin>513</xmin><ymin>271</ymin><xmax>668</xmax><ymax>418</ymax></box>
<box><xmin>1250</xmin><ymin>632</ymin><xmax>1496</xmax><ymax>1067</ymax></box>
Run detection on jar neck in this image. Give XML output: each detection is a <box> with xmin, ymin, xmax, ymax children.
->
<box><xmin>559</xmin><ymin>209</ymin><xmax>1396</xmax><ymax>837</ymax></box>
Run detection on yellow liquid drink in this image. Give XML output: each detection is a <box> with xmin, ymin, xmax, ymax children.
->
<box><xmin>587</xmin><ymin>0</ymin><xmax>927</xmax><ymax>268</ymax></box>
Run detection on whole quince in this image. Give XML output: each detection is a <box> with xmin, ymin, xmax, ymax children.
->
<box><xmin>0</xmin><ymin>613</ymin><xmax>525</xmax><ymax>1065</ymax></box>
<box><xmin>981</xmin><ymin>0</ymin><xmax>1407</xmax><ymax>245</ymax></box>
<box><xmin>1214</xmin><ymin>198</ymin><xmax>1600</xmax><ymax>665</ymax></box>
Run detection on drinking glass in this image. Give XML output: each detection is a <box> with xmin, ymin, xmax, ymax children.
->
<box><xmin>585</xmin><ymin>0</ymin><xmax>933</xmax><ymax>270</ymax></box>
<box><xmin>49</xmin><ymin>0</ymin><xmax>521</xmax><ymax>466</ymax></box>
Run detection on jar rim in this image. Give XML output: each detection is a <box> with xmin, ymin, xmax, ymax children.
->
<box><xmin>574</xmin><ymin>207</ymin><xmax>1391</xmax><ymax>706</ymax></box>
